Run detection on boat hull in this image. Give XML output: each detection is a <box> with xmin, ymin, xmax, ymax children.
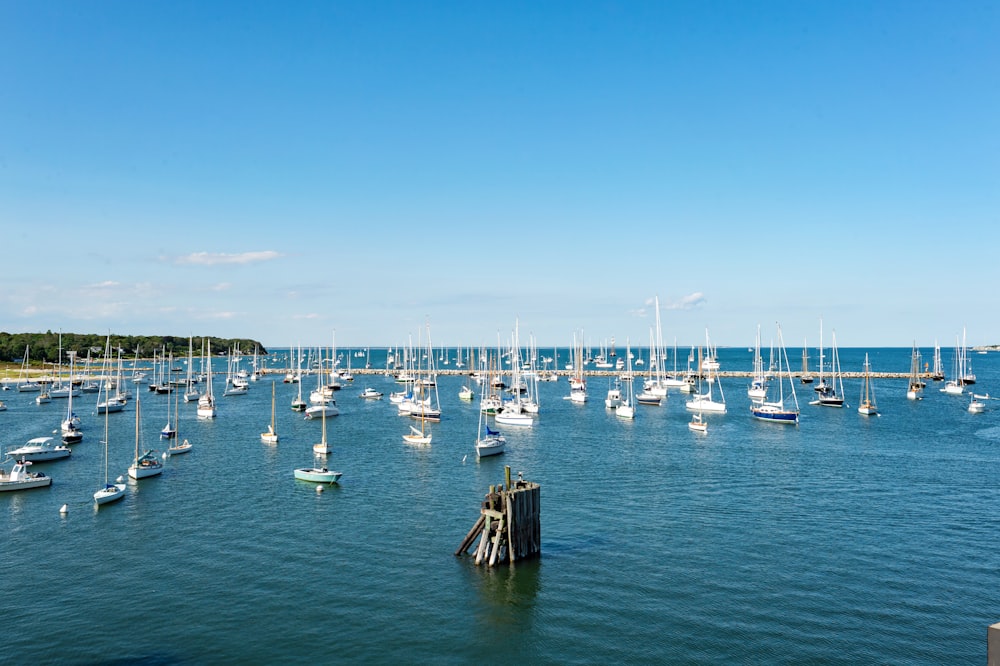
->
<box><xmin>750</xmin><ymin>407</ymin><xmax>799</xmax><ymax>423</ymax></box>
<box><xmin>494</xmin><ymin>413</ymin><xmax>533</xmax><ymax>427</ymax></box>
<box><xmin>94</xmin><ymin>484</ymin><xmax>126</xmax><ymax>505</ymax></box>
<box><xmin>686</xmin><ymin>398</ymin><xmax>726</xmax><ymax>413</ymax></box>
<box><xmin>476</xmin><ymin>443</ymin><xmax>505</xmax><ymax>457</ymax></box>
<box><xmin>294</xmin><ymin>468</ymin><xmax>341</xmax><ymax>483</ymax></box>
<box><xmin>167</xmin><ymin>441</ymin><xmax>192</xmax><ymax>455</ymax></box>
<box><xmin>0</xmin><ymin>477</ymin><xmax>52</xmax><ymax>491</ymax></box>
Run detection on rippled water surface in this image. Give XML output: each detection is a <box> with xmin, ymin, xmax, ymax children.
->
<box><xmin>2</xmin><ymin>347</ymin><xmax>998</xmax><ymax>664</ymax></box>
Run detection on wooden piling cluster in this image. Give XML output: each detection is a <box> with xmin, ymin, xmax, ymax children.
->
<box><xmin>455</xmin><ymin>466</ymin><xmax>540</xmax><ymax>566</ymax></box>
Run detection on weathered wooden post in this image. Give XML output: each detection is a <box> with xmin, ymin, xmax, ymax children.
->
<box><xmin>989</xmin><ymin>622</ymin><xmax>1000</xmax><ymax>666</ymax></box>
<box><xmin>455</xmin><ymin>466</ymin><xmax>540</xmax><ymax>566</ymax></box>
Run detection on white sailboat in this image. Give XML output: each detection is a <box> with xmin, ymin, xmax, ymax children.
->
<box><xmin>128</xmin><ymin>394</ymin><xmax>163</xmax><ymax>479</ymax></box>
<box><xmin>943</xmin><ymin>329</ymin><xmax>973</xmax><ymax>394</ymax></box>
<box><xmin>496</xmin><ymin>321</ymin><xmax>534</xmax><ymax>427</ymax></box>
<box><xmin>931</xmin><ymin>341</ymin><xmax>945</xmax><ymax>381</ymax></box>
<box><xmin>61</xmin><ymin>356</ymin><xmax>84</xmax><ymax>445</ymax></box>
<box><xmin>857</xmin><ymin>353</ymin><xmax>879</xmax><ymax>416</ymax></box>
<box><xmin>183</xmin><ymin>336</ymin><xmax>200</xmax><ymax>402</ymax></box>
<box><xmin>567</xmin><ymin>332</ymin><xmax>587</xmax><ymax>403</ymax></box>
<box><xmin>296</xmin><ymin>390</ymin><xmax>341</xmax><ymax>480</ymax></box>
<box><xmin>165</xmin><ymin>387</ymin><xmax>192</xmax><ymax>456</ymax></box>
<box><xmin>747</xmin><ymin>325</ymin><xmax>768</xmax><ymax>400</ymax></box>
<box><xmin>313</xmin><ymin>400</ymin><xmax>333</xmax><ymax>454</ymax></box>
<box><xmin>907</xmin><ymin>342</ymin><xmax>924</xmax><ymax>400</ymax></box>
<box><xmin>94</xmin><ymin>382</ymin><xmax>126</xmax><ymax>505</ymax></box>
<box><xmin>261</xmin><ymin>381</ymin><xmax>279</xmax><ymax>444</ymax></box>
<box><xmin>616</xmin><ymin>339</ymin><xmax>636</xmax><ymax>420</ymax></box>
<box><xmin>686</xmin><ymin>333</ymin><xmax>726</xmax><ymax>414</ymax></box>
<box><xmin>161</xmin><ymin>370</ymin><xmax>177</xmax><ymax>439</ymax></box>
<box><xmin>96</xmin><ymin>340</ymin><xmax>126</xmax><ymax>414</ymax></box>
<box><xmin>475</xmin><ymin>379</ymin><xmax>506</xmax><ymax>458</ymax></box>
<box><xmin>16</xmin><ymin>345</ymin><xmax>41</xmax><ymax>392</ymax></box>
<box><xmin>197</xmin><ymin>341</ymin><xmax>217</xmax><ymax>418</ymax></box>
<box><xmin>291</xmin><ymin>345</ymin><xmax>307</xmax><ymax>412</ymax></box>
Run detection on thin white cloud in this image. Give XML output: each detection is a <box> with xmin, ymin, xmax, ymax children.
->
<box><xmin>666</xmin><ymin>292</ymin><xmax>706</xmax><ymax>310</ymax></box>
<box><xmin>211</xmin><ymin>282</ymin><xmax>232</xmax><ymax>292</ymax></box>
<box><xmin>293</xmin><ymin>313</ymin><xmax>320</xmax><ymax>320</ymax></box>
<box><xmin>177</xmin><ymin>251</ymin><xmax>282</xmax><ymax>266</ymax></box>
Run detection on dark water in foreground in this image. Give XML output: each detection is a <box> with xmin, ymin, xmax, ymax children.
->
<box><xmin>2</xmin><ymin>347</ymin><xmax>999</xmax><ymax>664</ymax></box>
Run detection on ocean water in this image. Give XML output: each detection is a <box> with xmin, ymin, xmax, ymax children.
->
<box><xmin>2</xmin><ymin>347</ymin><xmax>998</xmax><ymax>664</ymax></box>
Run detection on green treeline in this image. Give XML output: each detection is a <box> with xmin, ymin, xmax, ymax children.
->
<box><xmin>0</xmin><ymin>332</ymin><xmax>267</xmax><ymax>365</ymax></box>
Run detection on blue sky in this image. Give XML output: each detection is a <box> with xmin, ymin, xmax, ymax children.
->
<box><xmin>2</xmin><ymin>1</ymin><xmax>997</xmax><ymax>349</ymax></box>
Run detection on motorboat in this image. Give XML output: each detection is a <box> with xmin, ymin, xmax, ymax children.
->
<box><xmin>0</xmin><ymin>459</ymin><xmax>52</xmax><ymax>492</ymax></box>
<box><xmin>6</xmin><ymin>436</ymin><xmax>71</xmax><ymax>462</ymax></box>
<box><xmin>305</xmin><ymin>404</ymin><xmax>339</xmax><ymax>420</ymax></box>
<box><xmin>359</xmin><ymin>387</ymin><xmax>383</xmax><ymax>400</ymax></box>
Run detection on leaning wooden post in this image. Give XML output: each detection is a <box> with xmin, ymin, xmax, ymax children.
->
<box><xmin>457</xmin><ymin>474</ymin><xmax>541</xmax><ymax>566</ymax></box>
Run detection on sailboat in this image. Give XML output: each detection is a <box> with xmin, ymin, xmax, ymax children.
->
<box><xmin>403</xmin><ymin>359</ymin><xmax>433</xmax><ymax>445</ymax></box>
<box><xmin>616</xmin><ymin>339</ymin><xmax>636</xmax><ymax>420</ymax></box>
<box><xmin>810</xmin><ymin>326</ymin><xmax>845</xmax><ymax>407</ymax></box>
<box><xmin>749</xmin><ymin>324</ymin><xmax>800</xmax><ymax>424</ymax></box>
<box><xmin>496</xmin><ymin>320</ymin><xmax>534</xmax><ymax>427</ymax></box>
<box><xmin>402</xmin><ymin>413</ymin><xmax>432</xmax><ymax>445</ymax></box>
<box><xmin>521</xmin><ymin>337</ymin><xmax>541</xmax><ymax>414</ymax></box>
<box><xmin>643</xmin><ymin>298</ymin><xmax>668</xmax><ymax>397</ymax></box>
<box><xmin>305</xmin><ymin>348</ymin><xmax>340</xmax><ymax>420</ymax></box>
<box><xmin>942</xmin><ymin>334</ymin><xmax>966</xmax><ymax>395</ymax></box>
<box><xmin>295</xmin><ymin>408</ymin><xmax>341</xmax><ymax>481</ymax></box>
<box><xmin>686</xmin><ymin>333</ymin><xmax>726</xmax><ymax>414</ymax></box>
<box><xmin>96</xmin><ymin>341</ymin><xmax>126</xmax><ymax>414</ymax></box>
<box><xmin>60</xmin><ymin>356</ymin><xmax>84</xmax><ymax>445</ymax></box>
<box><xmin>800</xmin><ymin>339</ymin><xmax>814</xmax><ymax>384</ymax></box>
<box><xmin>907</xmin><ymin>342</ymin><xmax>924</xmax><ymax>400</ymax></box>
<box><xmin>196</xmin><ymin>341</ymin><xmax>217</xmax><ymax>418</ymax></box>
<box><xmin>943</xmin><ymin>329</ymin><xmax>974</xmax><ymax>394</ymax></box>
<box><xmin>291</xmin><ymin>353</ymin><xmax>307</xmax><ymax>411</ymax></box>
<box><xmin>183</xmin><ymin>336</ymin><xmax>200</xmax><ymax>402</ymax></box>
<box><xmin>128</xmin><ymin>394</ymin><xmax>163</xmax><ymax>479</ymax></box>
<box><xmin>475</xmin><ymin>378</ymin><xmax>506</xmax><ymax>458</ymax></box>
<box><xmin>94</xmin><ymin>382</ymin><xmax>126</xmax><ymax>506</ymax></box>
<box><xmin>747</xmin><ymin>325</ymin><xmax>768</xmax><ymax>400</ymax></box>
<box><xmin>166</xmin><ymin>388</ymin><xmax>192</xmax><ymax>456</ymax></box>
<box><xmin>261</xmin><ymin>381</ymin><xmax>279</xmax><ymax>444</ymax></box>
<box><xmin>16</xmin><ymin>345</ymin><xmax>41</xmax><ymax>392</ymax></box>
<box><xmin>857</xmin><ymin>353</ymin><xmax>878</xmax><ymax>416</ymax></box>
<box><xmin>568</xmin><ymin>332</ymin><xmax>587</xmax><ymax>403</ymax></box>
<box><xmin>312</xmin><ymin>399</ymin><xmax>333</xmax><ymax>454</ymax></box>
<box><xmin>930</xmin><ymin>341</ymin><xmax>945</xmax><ymax>381</ymax></box>
<box><xmin>160</xmin><ymin>374</ymin><xmax>177</xmax><ymax>439</ymax></box>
